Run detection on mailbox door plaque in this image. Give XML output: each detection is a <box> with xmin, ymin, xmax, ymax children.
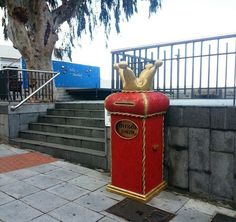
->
<box><xmin>115</xmin><ymin>119</ymin><xmax>138</xmax><ymax>139</ymax></box>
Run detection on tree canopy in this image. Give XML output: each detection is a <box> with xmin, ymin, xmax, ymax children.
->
<box><xmin>0</xmin><ymin>0</ymin><xmax>161</xmax><ymax>70</ymax></box>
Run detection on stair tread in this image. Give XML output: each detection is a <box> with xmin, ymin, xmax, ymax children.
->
<box><xmin>30</xmin><ymin>122</ymin><xmax>105</xmax><ymax>131</ymax></box>
<box><xmin>40</xmin><ymin>115</ymin><xmax>104</xmax><ymax>121</ymax></box>
<box><xmin>20</xmin><ymin>130</ymin><xmax>105</xmax><ymax>142</ymax></box>
<box><xmin>12</xmin><ymin>138</ymin><xmax>105</xmax><ymax>157</ymax></box>
<box><xmin>48</xmin><ymin>108</ymin><xmax>104</xmax><ymax>112</ymax></box>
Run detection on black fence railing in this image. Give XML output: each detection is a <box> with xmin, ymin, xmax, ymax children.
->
<box><xmin>0</xmin><ymin>68</ymin><xmax>57</xmax><ymax>103</ymax></box>
<box><xmin>111</xmin><ymin>33</ymin><xmax>236</xmax><ymax>105</ymax></box>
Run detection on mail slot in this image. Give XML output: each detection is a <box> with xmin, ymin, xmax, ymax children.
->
<box><xmin>104</xmin><ymin>91</ymin><xmax>169</xmax><ymax>202</ymax></box>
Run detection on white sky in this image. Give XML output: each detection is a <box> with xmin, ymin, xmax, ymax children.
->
<box><xmin>1</xmin><ymin>0</ymin><xmax>236</xmax><ymax>87</ymax></box>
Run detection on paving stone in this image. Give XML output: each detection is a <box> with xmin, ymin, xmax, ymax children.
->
<box><xmin>170</xmin><ymin>207</ymin><xmax>211</xmax><ymax>222</ymax></box>
<box><xmin>0</xmin><ymin>181</ymin><xmax>40</xmax><ymax>199</ymax></box>
<box><xmin>49</xmin><ymin>160</ymin><xmax>73</xmax><ymax>168</ymax></box>
<box><xmin>168</xmin><ymin>148</ymin><xmax>188</xmax><ymax>189</ymax></box>
<box><xmin>0</xmin><ymin>147</ymin><xmax>16</xmax><ymax>157</ymax></box>
<box><xmin>189</xmin><ymin>171</ymin><xmax>209</xmax><ymax>195</ymax></box>
<box><xmin>84</xmin><ymin>169</ymin><xmax>111</xmax><ymax>182</ymax></box>
<box><xmin>211</xmin><ymin>130</ymin><xmax>234</xmax><ymax>153</ymax></box>
<box><xmin>59</xmin><ymin>163</ymin><xmax>91</xmax><ymax>174</ymax></box>
<box><xmin>47</xmin><ymin>182</ymin><xmax>89</xmax><ymax>201</ymax></box>
<box><xmin>1</xmin><ymin>144</ymin><xmax>28</xmax><ymax>154</ymax></box>
<box><xmin>0</xmin><ymin>200</ymin><xmax>42</xmax><ymax>222</ymax></box>
<box><xmin>69</xmin><ymin>175</ymin><xmax>107</xmax><ymax>191</ymax></box>
<box><xmin>189</xmin><ymin>128</ymin><xmax>210</xmax><ymax>171</ymax></box>
<box><xmin>45</xmin><ymin>168</ymin><xmax>81</xmax><ymax>181</ymax></box>
<box><xmin>210</xmin><ymin>152</ymin><xmax>234</xmax><ymax>199</ymax></box>
<box><xmin>183</xmin><ymin>199</ymin><xmax>236</xmax><ymax>217</ymax></box>
<box><xmin>22</xmin><ymin>190</ymin><xmax>68</xmax><ymax>213</ymax></box>
<box><xmin>28</xmin><ymin>163</ymin><xmax>59</xmax><ymax>173</ymax></box>
<box><xmin>23</xmin><ymin>174</ymin><xmax>62</xmax><ymax>189</ymax></box>
<box><xmin>168</xmin><ymin>127</ymin><xmax>188</xmax><ymax>148</ymax></box>
<box><xmin>148</xmin><ymin>191</ymin><xmax>189</xmax><ymax>213</ymax></box>
<box><xmin>94</xmin><ymin>186</ymin><xmax>125</xmax><ymax>201</ymax></box>
<box><xmin>0</xmin><ymin>191</ymin><xmax>15</xmax><ymax>206</ymax></box>
<box><xmin>31</xmin><ymin>214</ymin><xmax>59</xmax><ymax>222</ymax></box>
<box><xmin>75</xmin><ymin>192</ymin><xmax>118</xmax><ymax>212</ymax></box>
<box><xmin>0</xmin><ymin>174</ymin><xmax>18</xmax><ymax>187</ymax></box>
<box><xmin>49</xmin><ymin>202</ymin><xmax>103</xmax><ymax>222</ymax></box>
<box><xmin>183</xmin><ymin>107</ymin><xmax>210</xmax><ymax>128</ymax></box>
<box><xmin>5</xmin><ymin>168</ymin><xmax>39</xmax><ymax>180</ymax></box>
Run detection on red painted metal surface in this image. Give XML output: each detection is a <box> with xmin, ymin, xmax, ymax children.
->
<box><xmin>105</xmin><ymin>91</ymin><xmax>169</xmax><ymax>197</ymax></box>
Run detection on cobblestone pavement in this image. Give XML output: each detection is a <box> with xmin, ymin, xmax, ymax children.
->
<box><xmin>0</xmin><ymin>143</ymin><xmax>235</xmax><ymax>222</ymax></box>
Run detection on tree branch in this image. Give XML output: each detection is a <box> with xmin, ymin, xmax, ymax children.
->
<box><xmin>52</xmin><ymin>0</ymin><xmax>84</xmax><ymax>29</ymax></box>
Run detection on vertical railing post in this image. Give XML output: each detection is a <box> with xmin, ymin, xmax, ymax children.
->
<box><xmin>163</xmin><ymin>50</ymin><xmax>166</xmax><ymax>93</ymax></box>
<box><xmin>215</xmin><ymin>39</ymin><xmax>220</xmax><ymax>95</ymax></box>
<box><xmin>176</xmin><ymin>49</ymin><xmax>180</xmax><ymax>99</ymax></box>
<box><xmin>111</xmin><ymin>53</ymin><xmax>115</xmax><ymax>90</ymax></box>
<box><xmin>191</xmin><ymin>42</ymin><xmax>195</xmax><ymax>99</ymax></box>
<box><xmin>199</xmin><ymin>41</ymin><xmax>203</xmax><ymax>96</ymax></box>
<box><xmin>224</xmin><ymin>43</ymin><xmax>228</xmax><ymax>99</ymax></box>
<box><xmin>170</xmin><ymin>45</ymin><xmax>173</xmax><ymax>93</ymax></box>
<box><xmin>184</xmin><ymin>43</ymin><xmax>187</xmax><ymax>95</ymax></box>
<box><xmin>234</xmin><ymin>42</ymin><xmax>236</xmax><ymax>106</ymax></box>
<box><xmin>207</xmin><ymin>45</ymin><xmax>211</xmax><ymax>98</ymax></box>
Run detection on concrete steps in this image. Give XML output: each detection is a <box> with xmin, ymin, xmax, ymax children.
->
<box><xmin>38</xmin><ymin>115</ymin><xmax>104</xmax><ymax>127</ymax></box>
<box><xmin>12</xmin><ymin>138</ymin><xmax>107</xmax><ymax>169</ymax></box>
<box><xmin>47</xmin><ymin>109</ymin><xmax>104</xmax><ymax>118</ymax></box>
<box><xmin>11</xmin><ymin>102</ymin><xmax>107</xmax><ymax>170</ymax></box>
<box><xmin>29</xmin><ymin>123</ymin><xmax>105</xmax><ymax>138</ymax></box>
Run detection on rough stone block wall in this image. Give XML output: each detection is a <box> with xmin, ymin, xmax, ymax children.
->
<box><xmin>165</xmin><ymin>106</ymin><xmax>236</xmax><ymax>203</ymax></box>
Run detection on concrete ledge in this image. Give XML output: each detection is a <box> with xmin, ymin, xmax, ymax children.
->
<box><xmin>0</xmin><ymin>103</ymin><xmax>54</xmax><ymax>141</ymax></box>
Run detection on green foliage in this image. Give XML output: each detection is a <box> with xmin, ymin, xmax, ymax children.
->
<box><xmin>1</xmin><ymin>0</ymin><xmax>161</xmax><ymax>60</ymax></box>
<box><xmin>0</xmin><ymin>0</ymin><xmax>5</xmax><ymax>8</ymax></box>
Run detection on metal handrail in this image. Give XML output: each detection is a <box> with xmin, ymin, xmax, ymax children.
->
<box><xmin>111</xmin><ymin>33</ymin><xmax>236</xmax><ymax>105</ymax></box>
<box><xmin>10</xmin><ymin>70</ymin><xmax>60</xmax><ymax>111</ymax></box>
<box><xmin>111</xmin><ymin>33</ymin><xmax>236</xmax><ymax>53</ymax></box>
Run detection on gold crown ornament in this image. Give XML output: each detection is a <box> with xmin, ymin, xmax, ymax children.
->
<box><xmin>114</xmin><ymin>60</ymin><xmax>163</xmax><ymax>91</ymax></box>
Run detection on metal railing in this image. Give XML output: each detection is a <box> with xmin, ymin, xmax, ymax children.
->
<box><xmin>0</xmin><ymin>68</ymin><xmax>60</xmax><ymax>110</ymax></box>
<box><xmin>111</xmin><ymin>33</ymin><xmax>236</xmax><ymax>105</ymax></box>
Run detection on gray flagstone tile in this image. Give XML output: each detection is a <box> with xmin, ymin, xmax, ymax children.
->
<box><xmin>0</xmin><ymin>181</ymin><xmax>39</xmax><ymax>199</ymax></box>
<box><xmin>23</xmin><ymin>174</ymin><xmax>62</xmax><ymax>189</ymax></box>
<box><xmin>0</xmin><ymin>200</ymin><xmax>42</xmax><ymax>222</ymax></box>
<box><xmin>69</xmin><ymin>175</ymin><xmax>107</xmax><ymax>191</ymax></box>
<box><xmin>47</xmin><ymin>182</ymin><xmax>89</xmax><ymax>201</ymax></box>
<box><xmin>49</xmin><ymin>202</ymin><xmax>103</xmax><ymax>222</ymax></box>
<box><xmin>21</xmin><ymin>190</ymin><xmax>68</xmax><ymax>213</ymax></box>
<box><xmin>75</xmin><ymin>192</ymin><xmax>118</xmax><ymax>212</ymax></box>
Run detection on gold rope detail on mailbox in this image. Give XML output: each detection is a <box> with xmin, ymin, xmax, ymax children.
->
<box><xmin>108</xmin><ymin>111</ymin><xmax>166</xmax><ymax>119</ymax></box>
<box><xmin>142</xmin><ymin>118</ymin><xmax>146</xmax><ymax>195</ymax></box>
<box><xmin>162</xmin><ymin>116</ymin><xmax>165</xmax><ymax>181</ymax></box>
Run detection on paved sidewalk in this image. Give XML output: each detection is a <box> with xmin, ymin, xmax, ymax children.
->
<box><xmin>0</xmin><ymin>143</ymin><xmax>236</xmax><ymax>222</ymax></box>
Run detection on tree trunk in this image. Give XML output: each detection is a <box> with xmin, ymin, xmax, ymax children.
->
<box><xmin>6</xmin><ymin>1</ymin><xmax>58</xmax><ymax>69</ymax></box>
<box><xmin>6</xmin><ymin>0</ymin><xmax>59</xmax><ymax>99</ymax></box>
<box><xmin>5</xmin><ymin>0</ymin><xmax>83</xmax><ymax>99</ymax></box>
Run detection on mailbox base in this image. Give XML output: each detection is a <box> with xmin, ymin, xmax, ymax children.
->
<box><xmin>106</xmin><ymin>181</ymin><xmax>167</xmax><ymax>202</ymax></box>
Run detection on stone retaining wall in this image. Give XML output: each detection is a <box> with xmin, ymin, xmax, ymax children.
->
<box><xmin>0</xmin><ymin>103</ymin><xmax>54</xmax><ymax>142</ymax></box>
<box><xmin>165</xmin><ymin>106</ymin><xmax>236</xmax><ymax>204</ymax></box>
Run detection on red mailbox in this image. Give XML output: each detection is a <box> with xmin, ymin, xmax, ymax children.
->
<box><xmin>105</xmin><ymin>91</ymin><xmax>169</xmax><ymax>202</ymax></box>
